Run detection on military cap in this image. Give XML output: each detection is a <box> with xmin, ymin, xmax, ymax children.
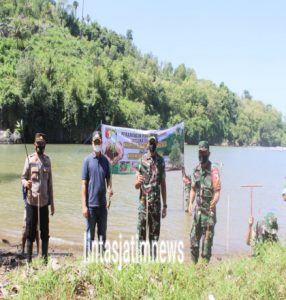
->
<box><xmin>148</xmin><ymin>133</ymin><xmax>158</xmax><ymax>143</ymax></box>
<box><xmin>198</xmin><ymin>140</ymin><xmax>209</xmax><ymax>151</ymax></box>
<box><xmin>92</xmin><ymin>131</ymin><xmax>102</xmax><ymax>142</ymax></box>
<box><xmin>34</xmin><ymin>133</ymin><xmax>46</xmax><ymax>143</ymax></box>
<box><xmin>263</xmin><ymin>212</ymin><xmax>278</xmax><ymax>234</ymax></box>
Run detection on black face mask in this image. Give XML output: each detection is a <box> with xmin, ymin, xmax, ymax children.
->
<box><xmin>199</xmin><ymin>154</ymin><xmax>209</xmax><ymax>164</ymax></box>
<box><xmin>36</xmin><ymin>146</ymin><xmax>45</xmax><ymax>155</ymax></box>
<box><xmin>148</xmin><ymin>143</ymin><xmax>157</xmax><ymax>152</ymax></box>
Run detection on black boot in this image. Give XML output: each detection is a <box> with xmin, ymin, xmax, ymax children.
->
<box><xmin>26</xmin><ymin>240</ymin><xmax>33</xmax><ymax>263</ymax></box>
<box><xmin>42</xmin><ymin>240</ymin><xmax>49</xmax><ymax>265</ymax></box>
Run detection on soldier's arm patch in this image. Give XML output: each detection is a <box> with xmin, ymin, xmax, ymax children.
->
<box><xmin>211</xmin><ymin>167</ymin><xmax>221</xmax><ymax>191</ymax></box>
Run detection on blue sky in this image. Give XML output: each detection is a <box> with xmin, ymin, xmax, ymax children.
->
<box><xmin>72</xmin><ymin>0</ymin><xmax>286</xmax><ymax>116</ymax></box>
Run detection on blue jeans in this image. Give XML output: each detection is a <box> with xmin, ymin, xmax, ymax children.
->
<box><xmin>86</xmin><ymin>207</ymin><xmax>107</xmax><ymax>255</ymax></box>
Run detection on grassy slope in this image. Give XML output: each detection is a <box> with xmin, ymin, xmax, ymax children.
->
<box><xmin>5</xmin><ymin>243</ymin><xmax>286</xmax><ymax>299</ymax></box>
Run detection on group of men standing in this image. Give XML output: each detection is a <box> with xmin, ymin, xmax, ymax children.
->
<box><xmin>21</xmin><ymin>129</ymin><xmax>284</xmax><ymax>265</ymax></box>
<box><xmin>81</xmin><ymin>132</ymin><xmax>222</xmax><ymax>263</ymax></box>
<box><xmin>21</xmin><ymin>130</ymin><xmax>223</xmax><ymax>264</ymax></box>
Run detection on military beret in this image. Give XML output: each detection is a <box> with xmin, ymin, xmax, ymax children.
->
<box><xmin>198</xmin><ymin>140</ymin><xmax>209</xmax><ymax>151</ymax></box>
<box><xmin>148</xmin><ymin>133</ymin><xmax>158</xmax><ymax>143</ymax></box>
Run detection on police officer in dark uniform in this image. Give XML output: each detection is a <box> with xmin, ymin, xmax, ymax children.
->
<box><xmin>21</xmin><ymin>133</ymin><xmax>55</xmax><ymax>263</ymax></box>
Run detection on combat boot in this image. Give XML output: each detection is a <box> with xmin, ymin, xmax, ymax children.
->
<box><xmin>26</xmin><ymin>240</ymin><xmax>33</xmax><ymax>263</ymax></box>
<box><xmin>42</xmin><ymin>240</ymin><xmax>49</xmax><ymax>265</ymax></box>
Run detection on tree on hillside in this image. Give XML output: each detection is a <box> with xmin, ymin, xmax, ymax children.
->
<box><xmin>0</xmin><ymin>0</ymin><xmax>286</xmax><ymax>144</ymax></box>
<box><xmin>126</xmin><ymin>29</ymin><xmax>133</xmax><ymax>42</ymax></box>
<box><xmin>174</xmin><ymin>64</ymin><xmax>187</xmax><ymax>82</ymax></box>
<box><xmin>72</xmin><ymin>1</ymin><xmax>78</xmax><ymax>16</ymax></box>
<box><xmin>243</xmin><ymin>90</ymin><xmax>252</xmax><ymax>100</ymax></box>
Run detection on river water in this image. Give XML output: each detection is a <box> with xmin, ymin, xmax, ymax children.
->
<box><xmin>1</xmin><ymin>144</ymin><xmax>286</xmax><ymax>259</ymax></box>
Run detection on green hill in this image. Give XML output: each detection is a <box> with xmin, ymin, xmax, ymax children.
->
<box><xmin>0</xmin><ymin>0</ymin><xmax>285</xmax><ymax>145</ymax></box>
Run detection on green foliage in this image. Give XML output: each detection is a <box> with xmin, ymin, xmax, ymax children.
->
<box><xmin>16</xmin><ymin>53</ymin><xmax>39</xmax><ymax>96</ymax></box>
<box><xmin>0</xmin><ymin>0</ymin><xmax>285</xmax><ymax>145</ymax></box>
<box><xmin>6</xmin><ymin>243</ymin><xmax>286</xmax><ymax>299</ymax></box>
<box><xmin>14</xmin><ymin>119</ymin><xmax>24</xmax><ymax>134</ymax></box>
<box><xmin>232</xmin><ymin>100</ymin><xmax>284</xmax><ymax>146</ymax></box>
<box><xmin>169</xmin><ymin>141</ymin><xmax>182</xmax><ymax>167</ymax></box>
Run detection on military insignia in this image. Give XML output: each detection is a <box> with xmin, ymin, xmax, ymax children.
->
<box><xmin>211</xmin><ymin>167</ymin><xmax>220</xmax><ymax>190</ymax></box>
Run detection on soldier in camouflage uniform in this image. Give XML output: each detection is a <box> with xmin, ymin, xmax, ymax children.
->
<box><xmin>246</xmin><ymin>213</ymin><xmax>278</xmax><ymax>255</ymax></box>
<box><xmin>134</xmin><ymin>134</ymin><xmax>167</xmax><ymax>257</ymax></box>
<box><xmin>188</xmin><ymin>141</ymin><xmax>221</xmax><ymax>263</ymax></box>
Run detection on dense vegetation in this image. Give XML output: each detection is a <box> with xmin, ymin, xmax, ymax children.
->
<box><xmin>0</xmin><ymin>0</ymin><xmax>285</xmax><ymax>145</ymax></box>
<box><xmin>5</xmin><ymin>243</ymin><xmax>286</xmax><ymax>299</ymax></box>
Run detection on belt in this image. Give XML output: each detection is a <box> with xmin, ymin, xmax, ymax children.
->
<box><xmin>197</xmin><ymin>206</ymin><xmax>210</xmax><ymax>215</ymax></box>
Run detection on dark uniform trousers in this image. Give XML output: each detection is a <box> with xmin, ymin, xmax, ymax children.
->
<box><xmin>26</xmin><ymin>203</ymin><xmax>49</xmax><ymax>242</ymax></box>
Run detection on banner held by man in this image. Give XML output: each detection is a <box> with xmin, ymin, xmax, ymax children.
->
<box><xmin>101</xmin><ymin>122</ymin><xmax>185</xmax><ymax>174</ymax></box>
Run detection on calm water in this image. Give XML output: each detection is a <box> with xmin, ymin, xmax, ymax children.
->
<box><xmin>1</xmin><ymin>144</ymin><xmax>286</xmax><ymax>258</ymax></box>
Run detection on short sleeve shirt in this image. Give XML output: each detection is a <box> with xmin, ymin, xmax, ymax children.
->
<box><xmin>82</xmin><ymin>153</ymin><xmax>110</xmax><ymax>207</ymax></box>
<box><xmin>21</xmin><ymin>153</ymin><xmax>53</xmax><ymax>207</ymax></box>
<box><xmin>191</xmin><ymin>161</ymin><xmax>221</xmax><ymax>212</ymax></box>
<box><xmin>191</xmin><ymin>162</ymin><xmax>221</xmax><ymax>192</ymax></box>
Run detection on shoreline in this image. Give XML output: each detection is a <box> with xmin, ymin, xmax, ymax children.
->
<box><xmin>0</xmin><ymin>234</ymin><xmax>248</xmax><ymax>269</ymax></box>
<box><xmin>1</xmin><ymin>244</ymin><xmax>284</xmax><ymax>299</ymax></box>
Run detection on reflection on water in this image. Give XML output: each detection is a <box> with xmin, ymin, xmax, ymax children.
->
<box><xmin>1</xmin><ymin>144</ymin><xmax>286</xmax><ymax>259</ymax></box>
<box><xmin>0</xmin><ymin>172</ymin><xmax>20</xmax><ymax>183</ymax></box>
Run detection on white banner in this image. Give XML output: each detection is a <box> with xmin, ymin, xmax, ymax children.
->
<box><xmin>101</xmin><ymin>122</ymin><xmax>184</xmax><ymax>174</ymax></box>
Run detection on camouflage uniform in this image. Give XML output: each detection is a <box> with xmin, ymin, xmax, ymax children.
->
<box><xmin>251</xmin><ymin>213</ymin><xmax>278</xmax><ymax>255</ymax></box>
<box><xmin>190</xmin><ymin>161</ymin><xmax>221</xmax><ymax>263</ymax></box>
<box><xmin>137</xmin><ymin>152</ymin><xmax>165</xmax><ymax>253</ymax></box>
